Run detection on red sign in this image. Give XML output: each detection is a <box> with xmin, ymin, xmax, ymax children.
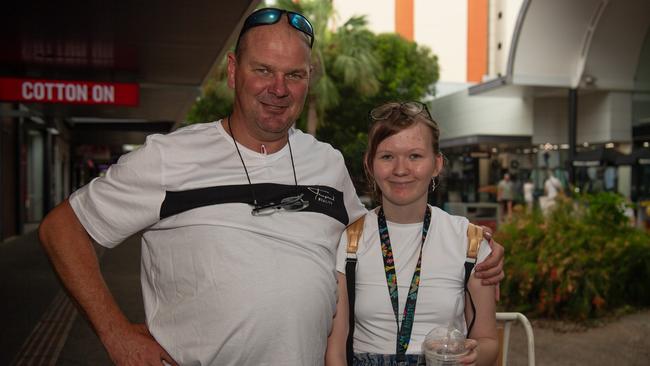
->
<box><xmin>0</xmin><ymin>77</ymin><xmax>139</xmax><ymax>106</ymax></box>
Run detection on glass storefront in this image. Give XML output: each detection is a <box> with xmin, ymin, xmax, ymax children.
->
<box><xmin>25</xmin><ymin>128</ymin><xmax>44</xmax><ymax>223</ymax></box>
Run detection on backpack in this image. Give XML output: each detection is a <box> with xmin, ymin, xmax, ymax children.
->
<box><xmin>344</xmin><ymin>215</ymin><xmax>484</xmax><ymax>363</ymax></box>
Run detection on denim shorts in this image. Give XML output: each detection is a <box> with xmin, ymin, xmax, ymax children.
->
<box><xmin>353</xmin><ymin>352</ymin><xmax>426</xmax><ymax>366</ymax></box>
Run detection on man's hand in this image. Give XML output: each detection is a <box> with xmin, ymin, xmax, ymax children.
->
<box><xmin>104</xmin><ymin>323</ymin><xmax>178</xmax><ymax>366</ymax></box>
<box><xmin>39</xmin><ymin>201</ymin><xmax>177</xmax><ymax>366</ymax></box>
<box><xmin>474</xmin><ymin>227</ymin><xmax>504</xmax><ymax>299</ymax></box>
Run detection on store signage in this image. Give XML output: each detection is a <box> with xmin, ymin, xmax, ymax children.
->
<box><xmin>0</xmin><ymin>77</ymin><xmax>139</xmax><ymax>106</ymax></box>
<box><xmin>572</xmin><ymin>160</ymin><xmax>600</xmax><ymax>167</ymax></box>
<box><xmin>469</xmin><ymin>151</ymin><xmax>490</xmax><ymax>158</ymax></box>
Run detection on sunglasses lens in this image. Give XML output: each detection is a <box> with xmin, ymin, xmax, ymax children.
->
<box><xmin>252</xmin><ymin>207</ymin><xmax>275</xmax><ymax>216</ymax></box>
<box><xmin>251</xmin><ymin>194</ymin><xmax>309</xmax><ymax>216</ymax></box>
<box><xmin>286</xmin><ymin>199</ymin><xmax>309</xmax><ymax>211</ymax></box>
<box><xmin>280</xmin><ymin>195</ymin><xmax>310</xmax><ymax>211</ymax></box>
<box><xmin>370</xmin><ymin>103</ymin><xmax>399</xmax><ymax>120</ymax></box>
<box><xmin>402</xmin><ymin>102</ymin><xmax>423</xmax><ymax>115</ymax></box>
<box><xmin>238</xmin><ymin>9</ymin><xmax>315</xmax><ymax>49</ymax></box>
<box><xmin>246</xmin><ymin>9</ymin><xmax>282</xmax><ymax>28</ymax></box>
<box><xmin>370</xmin><ymin>102</ymin><xmax>429</xmax><ymax>121</ymax></box>
<box><xmin>238</xmin><ymin>9</ymin><xmax>283</xmax><ymax>49</ymax></box>
<box><xmin>290</xmin><ymin>14</ymin><xmax>314</xmax><ymax>36</ymax></box>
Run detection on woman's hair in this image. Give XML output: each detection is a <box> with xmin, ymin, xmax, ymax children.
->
<box><xmin>364</xmin><ymin>101</ymin><xmax>441</xmax><ymax>202</ymax></box>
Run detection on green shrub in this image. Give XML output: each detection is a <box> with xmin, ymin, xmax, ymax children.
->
<box><xmin>495</xmin><ymin>192</ymin><xmax>650</xmax><ymax>321</ymax></box>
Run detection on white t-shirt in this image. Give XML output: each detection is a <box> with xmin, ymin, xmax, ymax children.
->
<box><xmin>336</xmin><ymin>206</ymin><xmax>491</xmax><ymax>355</ymax></box>
<box><xmin>545</xmin><ymin>176</ymin><xmax>562</xmax><ymax>198</ymax></box>
<box><xmin>523</xmin><ymin>182</ymin><xmax>534</xmax><ymax>203</ymax></box>
<box><xmin>70</xmin><ymin>121</ymin><xmax>366</xmax><ymax>366</ymax></box>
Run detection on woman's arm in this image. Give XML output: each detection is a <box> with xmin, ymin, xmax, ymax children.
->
<box><xmin>462</xmin><ymin>274</ymin><xmax>498</xmax><ymax>366</ymax></box>
<box><xmin>325</xmin><ymin>272</ymin><xmax>350</xmax><ymax>366</ymax></box>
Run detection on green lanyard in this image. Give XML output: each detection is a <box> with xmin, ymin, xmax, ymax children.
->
<box><xmin>377</xmin><ymin>206</ymin><xmax>431</xmax><ymax>362</ymax></box>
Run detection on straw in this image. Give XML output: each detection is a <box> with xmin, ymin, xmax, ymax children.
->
<box><xmin>442</xmin><ymin>295</ymin><xmax>462</xmax><ymax>354</ymax></box>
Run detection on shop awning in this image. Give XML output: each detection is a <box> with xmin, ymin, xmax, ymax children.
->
<box><xmin>616</xmin><ymin>148</ymin><xmax>650</xmax><ymax>165</ymax></box>
<box><xmin>572</xmin><ymin>147</ymin><xmax>625</xmax><ymax>166</ymax></box>
<box><xmin>1</xmin><ymin>0</ymin><xmax>261</xmax><ymax>133</ymax></box>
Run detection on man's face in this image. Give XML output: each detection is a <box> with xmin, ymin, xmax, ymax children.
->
<box><xmin>228</xmin><ymin>19</ymin><xmax>311</xmax><ymax>142</ymax></box>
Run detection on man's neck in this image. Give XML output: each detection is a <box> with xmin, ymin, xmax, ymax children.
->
<box><xmin>223</xmin><ymin>116</ymin><xmax>288</xmax><ymax>154</ymax></box>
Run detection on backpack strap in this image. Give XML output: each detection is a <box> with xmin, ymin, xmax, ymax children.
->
<box><xmin>346</xmin><ymin>216</ymin><xmax>366</xmax><ymax>256</ymax></box>
<box><xmin>345</xmin><ymin>215</ymin><xmax>365</xmax><ymax>365</ymax></box>
<box><xmin>464</xmin><ymin>223</ymin><xmax>484</xmax><ymax>336</ymax></box>
<box><xmin>466</xmin><ymin>223</ymin><xmax>483</xmax><ymax>263</ymax></box>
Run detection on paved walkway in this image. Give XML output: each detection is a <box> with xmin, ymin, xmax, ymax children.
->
<box><xmin>507</xmin><ymin>310</ymin><xmax>650</xmax><ymax>365</ymax></box>
<box><xmin>3</xmin><ymin>229</ymin><xmax>649</xmax><ymax>365</ymax></box>
<box><xmin>0</xmin><ymin>229</ymin><xmax>144</xmax><ymax>365</ymax></box>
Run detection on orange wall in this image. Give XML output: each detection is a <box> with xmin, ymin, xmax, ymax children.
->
<box><xmin>467</xmin><ymin>0</ymin><xmax>488</xmax><ymax>82</ymax></box>
<box><xmin>395</xmin><ymin>0</ymin><xmax>414</xmax><ymax>41</ymax></box>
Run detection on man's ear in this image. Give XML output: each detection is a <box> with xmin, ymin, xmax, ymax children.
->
<box><xmin>227</xmin><ymin>52</ymin><xmax>237</xmax><ymax>89</ymax></box>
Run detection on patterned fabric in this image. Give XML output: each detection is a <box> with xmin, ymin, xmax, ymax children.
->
<box><xmin>353</xmin><ymin>352</ymin><xmax>426</xmax><ymax>366</ymax></box>
<box><xmin>377</xmin><ymin>207</ymin><xmax>432</xmax><ymax>359</ymax></box>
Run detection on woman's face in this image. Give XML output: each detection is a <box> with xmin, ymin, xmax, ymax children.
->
<box><xmin>371</xmin><ymin>122</ymin><xmax>442</xmax><ymax>211</ymax></box>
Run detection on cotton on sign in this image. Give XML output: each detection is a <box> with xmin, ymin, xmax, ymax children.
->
<box><xmin>0</xmin><ymin>77</ymin><xmax>139</xmax><ymax>106</ymax></box>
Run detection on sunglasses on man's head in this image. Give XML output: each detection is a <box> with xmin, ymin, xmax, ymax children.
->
<box><xmin>369</xmin><ymin>101</ymin><xmax>433</xmax><ymax>121</ymax></box>
<box><xmin>235</xmin><ymin>8</ymin><xmax>315</xmax><ymax>50</ymax></box>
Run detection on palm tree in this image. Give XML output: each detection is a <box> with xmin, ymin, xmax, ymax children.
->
<box><xmin>275</xmin><ymin>0</ymin><xmax>380</xmax><ymax>135</ymax></box>
<box><xmin>185</xmin><ymin>56</ymin><xmax>232</xmax><ymax>125</ymax></box>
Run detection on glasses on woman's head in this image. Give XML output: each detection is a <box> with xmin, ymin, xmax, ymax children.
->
<box><xmin>235</xmin><ymin>8</ymin><xmax>315</xmax><ymax>50</ymax></box>
<box><xmin>369</xmin><ymin>101</ymin><xmax>432</xmax><ymax>121</ymax></box>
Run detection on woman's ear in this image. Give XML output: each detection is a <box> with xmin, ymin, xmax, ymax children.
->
<box><xmin>432</xmin><ymin>153</ymin><xmax>444</xmax><ymax>177</ymax></box>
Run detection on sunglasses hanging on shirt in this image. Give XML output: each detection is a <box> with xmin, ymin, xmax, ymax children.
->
<box><xmin>227</xmin><ymin>117</ymin><xmax>309</xmax><ymax>216</ymax></box>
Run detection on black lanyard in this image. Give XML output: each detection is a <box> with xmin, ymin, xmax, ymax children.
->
<box><xmin>377</xmin><ymin>206</ymin><xmax>431</xmax><ymax>361</ymax></box>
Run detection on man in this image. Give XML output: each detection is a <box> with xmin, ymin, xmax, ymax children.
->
<box><xmin>39</xmin><ymin>8</ymin><xmax>504</xmax><ymax>366</ymax></box>
<box><xmin>497</xmin><ymin>172</ymin><xmax>514</xmax><ymax>221</ymax></box>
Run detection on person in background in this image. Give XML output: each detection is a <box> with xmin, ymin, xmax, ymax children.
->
<box><xmin>497</xmin><ymin>172</ymin><xmax>515</xmax><ymax>221</ymax></box>
<box><xmin>540</xmin><ymin>169</ymin><xmax>563</xmax><ymax>214</ymax></box>
<box><xmin>544</xmin><ymin>169</ymin><xmax>563</xmax><ymax>199</ymax></box>
<box><xmin>37</xmin><ymin>8</ymin><xmax>507</xmax><ymax>366</ymax></box>
<box><xmin>523</xmin><ymin>175</ymin><xmax>535</xmax><ymax>213</ymax></box>
<box><xmin>326</xmin><ymin>101</ymin><xmax>498</xmax><ymax>366</ymax></box>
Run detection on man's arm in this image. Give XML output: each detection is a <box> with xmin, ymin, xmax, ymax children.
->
<box><xmin>39</xmin><ymin>200</ymin><xmax>177</xmax><ymax>366</ymax></box>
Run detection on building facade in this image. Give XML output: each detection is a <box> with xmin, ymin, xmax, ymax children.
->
<box><xmin>0</xmin><ymin>1</ymin><xmax>260</xmax><ymax>240</ymax></box>
<box><xmin>335</xmin><ymin>0</ymin><xmax>650</xmax><ymax>223</ymax></box>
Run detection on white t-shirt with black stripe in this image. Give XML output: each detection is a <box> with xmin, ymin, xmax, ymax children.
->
<box><xmin>70</xmin><ymin>120</ymin><xmax>366</xmax><ymax>366</ymax></box>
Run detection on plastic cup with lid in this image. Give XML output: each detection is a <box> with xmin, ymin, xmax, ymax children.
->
<box><xmin>422</xmin><ymin>326</ymin><xmax>468</xmax><ymax>366</ymax></box>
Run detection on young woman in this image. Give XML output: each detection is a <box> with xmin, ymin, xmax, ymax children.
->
<box><xmin>326</xmin><ymin>101</ymin><xmax>498</xmax><ymax>366</ymax></box>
